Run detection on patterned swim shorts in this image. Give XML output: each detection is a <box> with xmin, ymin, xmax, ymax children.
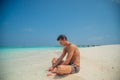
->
<box><xmin>71</xmin><ymin>64</ymin><xmax>80</xmax><ymax>74</ymax></box>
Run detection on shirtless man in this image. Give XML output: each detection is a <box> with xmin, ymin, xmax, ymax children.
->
<box><xmin>47</xmin><ymin>34</ymin><xmax>80</xmax><ymax>76</ymax></box>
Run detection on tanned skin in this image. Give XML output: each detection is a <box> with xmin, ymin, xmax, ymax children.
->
<box><xmin>47</xmin><ymin>38</ymin><xmax>80</xmax><ymax>76</ymax></box>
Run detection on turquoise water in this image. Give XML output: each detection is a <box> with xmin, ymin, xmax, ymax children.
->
<box><xmin>0</xmin><ymin>46</ymin><xmax>63</xmax><ymax>60</ymax></box>
<box><xmin>0</xmin><ymin>46</ymin><xmax>63</xmax><ymax>50</ymax></box>
<box><xmin>0</xmin><ymin>46</ymin><xmax>85</xmax><ymax>60</ymax></box>
<box><xmin>0</xmin><ymin>46</ymin><xmax>63</xmax><ymax>53</ymax></box>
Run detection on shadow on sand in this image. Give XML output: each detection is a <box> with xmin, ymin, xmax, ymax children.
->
<box><xmin>51</xmin><ymin>74</ymin><xmax>82</xmax><ymax>80</ymax></box>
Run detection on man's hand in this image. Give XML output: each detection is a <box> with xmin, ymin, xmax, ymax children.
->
<box><xmin>48</xmin><ymin>67</ymin><xmax>54</xmax><ymax>71</ymax></box>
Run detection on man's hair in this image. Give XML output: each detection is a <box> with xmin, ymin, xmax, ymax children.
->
<box><xmin>57</xmin><ymin>34</ymin><xmax>67</xmax><ymax>41</ymax></box>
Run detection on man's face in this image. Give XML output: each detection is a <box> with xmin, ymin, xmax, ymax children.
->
<box><xmin>58</xmin><ymin>39</ymin><xmax>66</xmax><ymax>46</ymax></box>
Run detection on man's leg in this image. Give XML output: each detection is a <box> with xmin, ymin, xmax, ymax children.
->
<box><xmin>52</xmin><ymin>57</ymin><xmax>58</xmax><ymax>66</ymax></box>
<box><xmin>47</xmin><ymin>65</ymin><xmax>73</xmax><ymax>76</ymax></box>
<box><xmin>56</xmin><ymin>65</ymin><xmax>73</xmax><ymax>75</ymax></box>
<box><xmin>47</xmin><ymin>67</ymin><xmax>57</xmax><ymax>76</ymax></box>
<box><xmin>51</xmin><ymin>58</ymin><xmax>73</xmax><ymax>74</ymax></box>
<box><xmin>51</xmin><ymin>64</ymin><xmax>80</xmax><ymax>74</ymax></box>
<box><xmin>47</xmin><ymin>58</ymin><xmax>66</xmax><ymax>76</ymax></box>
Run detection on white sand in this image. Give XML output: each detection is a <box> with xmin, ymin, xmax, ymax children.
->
<box><xmin>79</xmin><ymin>44</ymin><xmax>120</xmax><ymax>80</ymax></box>
<box><xmin>0</xmin><ymin>44</ymin><xmax>120</xmax><ymax>80</ymax></box>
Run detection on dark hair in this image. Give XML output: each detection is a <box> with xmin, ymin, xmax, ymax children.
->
<box><xmin>57</xmin><ymin>34</ymin><xmax>67</xmax><ymax>41</ymax></box>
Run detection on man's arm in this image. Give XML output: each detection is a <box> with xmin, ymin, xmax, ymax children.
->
<box><xmin>61</xmin><ymin>46</ymin><xmax>75</xmax><ymax>65</ymax></box>
<box><xmin>52</xmin><ymin>48</ymin><xmax>67</xmax><ymax>68</ymax></box>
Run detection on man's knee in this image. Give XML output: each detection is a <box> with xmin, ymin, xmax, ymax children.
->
<box><xmin>52</xmin><ymin>57</ymin><xmax>58</xmax><ymax>64</ymax></box>
<box><xmin>56</xmin><ymin>65</ymin><xmax>72</xmax><ymax>75</ymax></box>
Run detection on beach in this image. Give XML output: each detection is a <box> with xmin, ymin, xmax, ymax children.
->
<box><xmin>0</xmin><ymin>45</ymin><xmax>120</xmax><ymax>80</ymax></box>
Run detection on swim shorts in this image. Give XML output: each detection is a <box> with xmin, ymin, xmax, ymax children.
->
<box><xmin>71</xmin><ymin>64</ymin><xmax>80</xmax><ymax>74</ymax></box>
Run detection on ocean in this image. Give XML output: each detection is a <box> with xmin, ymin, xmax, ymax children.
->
<box><xmin>0</xmin><ymin>46</ymin><xmax>63</xmax><ymax>59</ymax></box>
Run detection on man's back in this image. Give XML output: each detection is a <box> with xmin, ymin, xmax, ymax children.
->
<box><xmin>65</xmin><ymin>43</ymin><xmax>80</xmax><ymax>67</ymax></box>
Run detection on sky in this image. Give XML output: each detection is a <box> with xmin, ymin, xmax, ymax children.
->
<box><xmin>0</xmin><ymin>0</ymin><xmax>120</xmax><ymax>46</ymax></box>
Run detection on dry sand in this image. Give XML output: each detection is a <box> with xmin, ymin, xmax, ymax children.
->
<box><xmin>0</xmin><ymin>44</ymin><xmax>120</xmax><ymax>80</ymax></box>
<box><xmin>78</xmin><ymin>44</ymin><xmax>120</xmax><ymax>80</ymax></box>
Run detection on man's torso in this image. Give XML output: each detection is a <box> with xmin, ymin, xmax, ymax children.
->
<box><xmin>64</xmin><ymin>43</ymin><xmax>80</xmax><ymax>67</ymax></box>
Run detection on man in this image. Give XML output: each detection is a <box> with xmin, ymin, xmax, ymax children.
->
<box><xmin>47</xmin><ymin>34</ymin><xmax>80</xmax><ymax>76</ymax></box>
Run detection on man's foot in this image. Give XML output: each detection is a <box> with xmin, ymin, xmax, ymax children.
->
<box><xmin>51</xmin><ymin>68</ymin><xmax>57</xmax><ymax>73</ymax></box>
<box><xmin>47</xmin><ymin>72</ymin><xmax>57</xmax><ymax>76</ymax></box>
<box><xmin>48</xmin><ymin>67</ymin><xmax>54</xmax><ymax>71</ymax></box>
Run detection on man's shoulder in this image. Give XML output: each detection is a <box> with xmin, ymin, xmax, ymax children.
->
<box><xmin>70</xmin><ymin>43</ymin><xmax>77</xmax><ymax>49</ymax></box>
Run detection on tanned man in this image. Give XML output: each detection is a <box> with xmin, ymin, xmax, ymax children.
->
<box><xmin>47</xmin><ymin>34</ymin><xmax>80</xmax><ymax>76</ymax></box>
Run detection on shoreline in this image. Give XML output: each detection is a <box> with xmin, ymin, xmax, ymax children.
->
<box><xmin>1</xmin><ymin>44</ymin><xmax>119</xmax><ymax>48</ymax></box>
<box><xmin>0</xmin><ymin>44</ymin><xmax>120</xmax><ymax>80</ymax></box>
